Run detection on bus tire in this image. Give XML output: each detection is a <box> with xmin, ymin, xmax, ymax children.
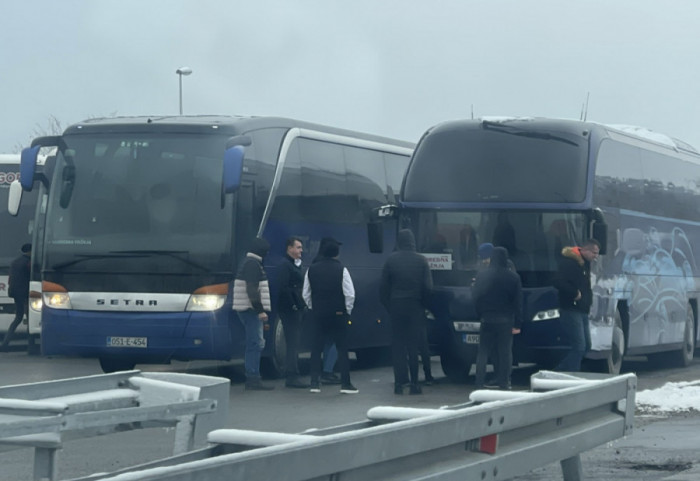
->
<box><xmin>605</xmin><ymin>310</ymin><xmax>626</xmax><ymax>375</ymax></box>
<box><xmin>260</xmin><ymin>316</ymin><xmax>286</xmax><ymax>379</ymax></box>
<box><xmin>439</xmin><ymin>348</ymin><xmax>471</xmax><ymax>384</ymax></box>
<box><xmin>676</xmin><ymin>304</ymin><xmax>695</xmax><ymax>367</ymax></box>
<box><xmin>649</xmin><ymin>304</ymin><xmax>695</xmax><ymax>368</ymax></box>
<box><xmin>99</xmin><ymin>357</ymin><xmax>136</xmax><ymax>373</ymax></box>
<box><xmin>27</xmin><ymin>335</ymin><xmax>41</xmax><ymax>356</ymax></box>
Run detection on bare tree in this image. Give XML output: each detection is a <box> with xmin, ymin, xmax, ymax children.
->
<box><xmin>13</xmin><ymin>115</ymin><xmax>66</xmax><ymax>153</ymax></box>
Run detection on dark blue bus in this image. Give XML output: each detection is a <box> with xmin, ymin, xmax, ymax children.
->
<box><xmin>372</xmin><ymin>117</ymin><xmax>699</xmax><ymax>380</ymax></box>
<box><xmin>12</xmin><ymin>116</ymin><xmax>413</xmax><ymax>373</ymax></box>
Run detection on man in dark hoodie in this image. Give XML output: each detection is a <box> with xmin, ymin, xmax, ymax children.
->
<box><xmin>473</xmin><ymin>246</ymin><xmax>523</xmax><ymax>389</ymax></box>
<box><xmin>552</xmin><ymin>239</ymin><xmax>600</xmax><ymax>372</ymax></box>
<box><xmin>380</xmin><ymin>229</ymin><xmax>433</xmax><ymax>395</ymax></box>
<box><xmin>233</xmin><ymin>237</ymin><xmax>273</xmax><ymax>390</ymax></box>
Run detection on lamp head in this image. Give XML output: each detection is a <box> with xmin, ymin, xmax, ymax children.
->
<box><xmin>176</xmin><ymin>67</ymin><xmax>193</xmax><ymax>76</ymax></box>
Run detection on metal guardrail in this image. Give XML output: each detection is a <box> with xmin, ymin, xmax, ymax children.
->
<box><xmin>74</xmin><ymin>370</ymin><xmax>636</xmax><ymax>481</ymax></box>
<box><xmin>0</xmin><ymin>370</ymin><xmax>230</xmax><ymax>481</ymax></box>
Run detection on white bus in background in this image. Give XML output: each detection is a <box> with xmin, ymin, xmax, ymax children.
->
<box><xmin>1</xmin><ymin>153</ymin><xmax>45</xmax><ymax>351</ymax></box>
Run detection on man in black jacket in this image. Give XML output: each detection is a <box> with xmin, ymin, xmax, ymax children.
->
<box><xmin>552</xmin><ymin>239</ymin><xmax>600</xmax><ymax>372</ymax></box>
<box><xmin>473</xmin><ymin>246</ymin><xmax>523</xmax><ymax>389</ymax></box>
<box><xmin>2</xmin><ymin>243</ymin><xmax>31</xmax><ymax>350</ymax></box>
<box><xmin>277</xmin><ymin>236</ymin><xmax>308</xmax><ymax>388</ymax></box>
<box><xmin>303</xmin><ymin>237</ymin><xmax>357</xmax><ymax>394</ymax></box>
<box><xmin>380</xmin><ymin>229</ymin><xmax>433</xmax><ymax>395</ymax></box>
<box><xmin>233</xmin><ymin>237</ymin><xmax>273</xmax><ymax>390</ymax></box>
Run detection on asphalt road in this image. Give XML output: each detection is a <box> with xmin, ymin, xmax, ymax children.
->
<box><xmin>0</xmin><ymin>351</ymin><xmax>699</xmax><ymax>480</ymax></box>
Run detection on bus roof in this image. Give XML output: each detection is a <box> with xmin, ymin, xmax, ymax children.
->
<box><xmin>61</xmin><ymin>115</ymin><xmax>415</xmax><ymax>149</ymax></box>
<box><xmin>424</xmin><ymin>117</ymin><xmax>699</xmax><ymax>157</ymax></box>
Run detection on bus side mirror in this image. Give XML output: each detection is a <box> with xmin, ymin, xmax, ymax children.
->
<box><xmin>59</xmin><ymin>164</ymin><xmax>76</xmax><ymax>209</ymax></box>
<box><xmin>592</xmin><ymin>221</ymin><xmax>607</xmax><ymax>255</ymax></box>
<box><xmin>368</xmin><ymin>221</ymin><xmax>384</xmax><ymax>253</ymax></box>
<box><xmin>7</xmin><ymin>180</ymin><xmax>22</xmax><ymax>216</ymax></box>
<box><xmin>223</xmin><ymin>145</ymin><xmax>244</xmax><ymax>194</ymax></box>
<box><xmin>20</xmin><ymin>146</ymin><xmax>41</xmax><ymax>191</ymax></box>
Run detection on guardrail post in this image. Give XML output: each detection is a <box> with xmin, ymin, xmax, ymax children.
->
<box><xmin>33</xmin><ymin>446</ymin><xmax>57</xmax><ymax>481</ymax></box>
<box><xmin>561</xmin><ymin>454</ymin><xmax>583</xmax><ymax>481</ymax></box>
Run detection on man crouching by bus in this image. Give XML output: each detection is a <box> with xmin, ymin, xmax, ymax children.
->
<box><xmin>233</xmin><ymin>237</ymin><xmax>274</xmax><ymax>391</ymax></box>
<box><xmin>553</xmin><ymin>239</ymin><xmax>601</xmax><ymax>372</ymax></box>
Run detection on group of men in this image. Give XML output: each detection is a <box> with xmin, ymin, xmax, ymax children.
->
<box><xmin>4</xmin><ymin>231</ymin><xmax>599</xmax><ymax>392</ymax></box>
<box><xmin>220</xmin><ymin>231</ymin><xmax>602</xmax><ymax>395</ymax></box>
<box><xmin>233</xmin><ymin>236</ymin><xmax>358</xmax><ymax>393</ymax></box>
<box><xmin>471</xmin><ymin>238</ymin><xmax>600</xmax><ymax>389</ymax></box>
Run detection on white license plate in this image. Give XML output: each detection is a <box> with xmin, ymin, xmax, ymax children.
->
<box><xmin>107</xmin><ymin>336</ymin><xmax>148</xmax><ymax>348</ymax></box>
<box><xmin>463</xmin><ymin>334</ymin><xmax>480</xmax><ymax>344</ymax></box>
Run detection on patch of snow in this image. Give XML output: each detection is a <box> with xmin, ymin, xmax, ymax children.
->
<box><xmin>480</xmin><ymin>116</ymin><xmax>535</xmax><ymax>123</ymax></box>
<box><xmin>605</xmin><ymin>124</ymin><xmax>679</xmax><ymax>148</ymax></box>
<box><xmin>636</xmin><ymin>380</ymin><xmax>700</xmax><ymax>414</ymax></box>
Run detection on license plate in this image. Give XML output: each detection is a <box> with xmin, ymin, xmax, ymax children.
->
<box><xmin>463</xmin><ymin>334</ymin><xmax>480</xmax><ymax>344</ymax></box>
<box><xmin>107</xmin><ymin>336</ymin><xmax>148</xmax><ymax>348</ymax></box>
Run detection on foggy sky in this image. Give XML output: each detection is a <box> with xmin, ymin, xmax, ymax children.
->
<box><xmin>2</xmin><ymin>0</ymin><xmax>700</xmax><ymax>152</ymax></box>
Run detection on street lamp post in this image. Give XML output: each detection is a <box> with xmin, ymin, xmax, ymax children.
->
<box><xmin>175</xmin><ymin>67</ymin><xmax>193</xmax><ymax>115</ymax></box>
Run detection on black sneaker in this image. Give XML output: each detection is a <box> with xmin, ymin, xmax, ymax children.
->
<box><xmin>409</xmin><ymin>384</ymin><xmax>422</xmax><ymax>395</ymax></box>
<box><xmin>394</xmin><ymin>384</ymin><xmax>404</xmax><ymax>395</ymax></box>
<box><xmin>340</xmin><ymin>383</ymin><xmax>359</xmax><ymax>394</ymax></box>
<box><xmin>423</xmin><ymin>375</ymin><xmax>436</xmax><ymax>386</ymax></box>
<box><xmin>309</xmin><ymin>381</ymin><xmax>321</xmax><ymax>393</ymax></box>
<box><xmin>321</xmin><ymin>372</ymin><xmax>341</xmax><ymax>385</ymax></box>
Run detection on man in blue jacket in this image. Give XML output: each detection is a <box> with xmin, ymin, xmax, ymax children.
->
<box><xmin>276</xmin><ymin>236</ymin><xmax>308</xmax><ymax>388</ymax></box>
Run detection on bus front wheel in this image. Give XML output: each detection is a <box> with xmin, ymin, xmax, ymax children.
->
<box><xmin>99</xmin><ymin>357</ymin><xmax>136</xmax><ymax>373</ymax></box>
<box><xmin>439</xmin><ymin>348</ymin><xmax>471</xmax><ymax>384</ymax></box>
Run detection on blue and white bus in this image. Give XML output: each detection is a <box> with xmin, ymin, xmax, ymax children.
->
<box><xmin>12</xmin><ymin>116</ymin><xmax>413</xmax><ymax>372</ymax></box>
<box><xmin>372</xmin><ymin>117</ymin><xmax>699</xmax><ymax>380</ymax></box>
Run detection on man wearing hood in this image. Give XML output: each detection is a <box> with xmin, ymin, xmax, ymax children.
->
<box><xmin>380</xmin><ymin>229</ymin><xmax>433</xmax><ymax>395</ymax></box>
<box><xmin>552</xmin><ymin>239</ymin><xmax>600</xmax><ymax>372</ymax></box>
<box><xmin>233</xmin><ymin>237</ymin><xmax>273</xmax><ymax>390</ymax></box>
<box><xmin>473</xmin><ymin>246</ymin><xmax>523</xmax><ymax>389</ymax></box>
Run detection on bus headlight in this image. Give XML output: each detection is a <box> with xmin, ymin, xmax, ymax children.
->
<box><xmin>186</xmin><ymin>294</ymin><xmax>226</xmax><ymax>311</ymax></box>
<box><xmin>30</xmin><ymin>297</ymin><xmax>43</xmax><ymax>312</ymax></box>
<box><xmin>43</xmin><ymin>292</ymin><xmax>71</xmax><ymax>309</ymax></box>
<box><xmin>532</xmin><ymin>309</ymin><xmax>560</xmax><ymax>322</ymax></box>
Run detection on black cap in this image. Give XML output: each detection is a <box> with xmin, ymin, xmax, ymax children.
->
<box><xmin>21</xmin><ymin>243</ymin><xmax>32</xmax><ymax>253</ymax></box>
<box><xmin>320</xmin><ymin>237</ymin><xmax>342</xmax><ymax>258</ymax></box>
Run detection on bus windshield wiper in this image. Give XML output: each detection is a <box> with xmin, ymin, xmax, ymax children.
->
<box><xmin>110</xmin><ymin>250</ymin><xmax>210</xmax><ymax>272</ymax></box>
<box><xmin>52</xmin><ymin>253</ymin><xmax>147</xmax><ymax>270</ymax></box>
<box><xmin>482</xmin><ymin>121</ymin><xmax>579</xmax><ymax>147</ymax></box>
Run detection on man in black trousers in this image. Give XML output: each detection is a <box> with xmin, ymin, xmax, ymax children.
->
<box><xmin>380</xmin><ymin>229</ymin><xmax>433</xmax><ymax>395</ymax></box>
<box><xmin>473</xmin><ymin>246</ymin><xmax>522</xmax><ymax>390</ymax></box>
<box><xmin>2</xmin><ymin>243</ymin><xmax>31</xmax><ymax>350</ymax></box>
<box><xmin>276</xmin><ymin>236</ymin><xmax>308</xmax><ymax>388</ymax></box>
<box><xmin>303</xmin><ymin>237</ymin><xmax>358</xmax><ymax>394</ymax></box>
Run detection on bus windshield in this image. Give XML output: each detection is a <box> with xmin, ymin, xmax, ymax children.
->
<box><xmin>43</xmin><ymin>134</ymin><xmax>233</xmax><ymax>284</ymax></box>
<box><xmin>404</xmin><ymin>123</ymin><xmax>589</xmax><ymax>203</ymax></box>
<box><xmin>405</xmin><ymin>208</ymin><xmax>587</xmax><ymax>287</ymax></box>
